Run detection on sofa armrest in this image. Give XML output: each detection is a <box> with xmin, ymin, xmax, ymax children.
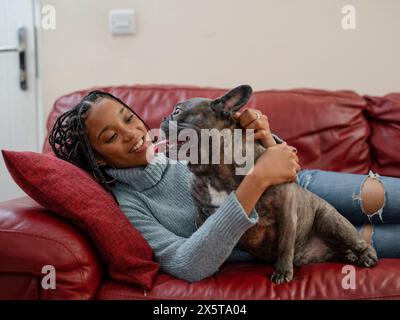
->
<box><xmin>0</xmin><ymin>196</ymin><xmax>104</xmax><ymax>299</ymax></box>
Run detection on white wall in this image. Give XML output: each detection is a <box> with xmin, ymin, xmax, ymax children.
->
<box><xmin>38</xmin><ymin>0</ymin><xmax>400</xmax><ymax>126</ymax></box>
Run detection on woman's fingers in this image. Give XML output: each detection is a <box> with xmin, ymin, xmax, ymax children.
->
<box><xmin>292</xmin><ymin>153</ymin><xmax>300</xmax><ymax>168</ymax></box>
<box><xmin>232</xmin><ymin>112</ymin><xmax>241</xmax><ymax>120</ymax></box>
<box><xmin>251</xmin><ymin>130</ymin><xmax>271</xmax><ymax>141</ymax></box>
<box><xmin>241</xmin><ymin>109</ymin><xmax>265</xmax><ymax>128</ymax></box>
<box><xmin>234</xmin><ymin>109</ymin><xmax>268</xmax><ymax>129</ymax></box>
<box><xmin>294</xmin><ymin>161</ymin><xmax>301</xmax><ymax>173</ymax></box>
<box><xmin>287</xmin><ymin>146</ymin><xmax>301</xmax><ymax>172</ymax></box>
<box><xmin>243</xmin><ymin>120</ymin><xmax>265</xmax><ymax>130</ymax></box>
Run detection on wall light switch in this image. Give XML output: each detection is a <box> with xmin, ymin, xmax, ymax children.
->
<box><xmin>109</xmin><ymin>9</ymin><xmax>135</xmax><ymax>35</ymax></box>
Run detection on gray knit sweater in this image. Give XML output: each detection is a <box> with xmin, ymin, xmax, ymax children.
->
<box><xmin>106</xmin><ymin>153</ymin><xmax>259</xmax><ymax>282</ymax></box>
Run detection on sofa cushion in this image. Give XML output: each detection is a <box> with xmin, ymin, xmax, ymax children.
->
<box><xmin>0</xmin><ymin>197</ymin><xmax>103</xmax><ymax>299</ymax></box>
<box><xmin>42</xmin><ymin>85</ymin><xmax>371</xmax><ymax>173</ymax></box>
<box><xmin>1</xmin><ymin>150</ymin><xmax>160</xmax><ymax>289</ymax></box>
<box><xmin>95</xmin><ymin>259</ymin><xmax>400</xmax><ymax>300</ymax></box>
<box><xmin>364</xmin><ymin>93</ymin><xmax>400</xmax><ymax>178</ymax></box>
<box><xmin>250</xmin><ymin>89</ymin><xmax>371</xmax><ymax>173</ymax></box>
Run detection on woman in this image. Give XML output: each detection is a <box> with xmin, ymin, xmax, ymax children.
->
<box><xmin>49</xmin><ymin>90</ymin><xmax>400</xmax><ymax>282</ymax></box>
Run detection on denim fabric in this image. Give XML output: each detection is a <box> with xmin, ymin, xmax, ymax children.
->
<box><xmin>297</xmin><ymin>169</ymin><xmax>400</xmax><ymax>258</ymax></box>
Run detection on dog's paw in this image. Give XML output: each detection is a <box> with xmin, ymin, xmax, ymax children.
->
<box><xmin>357</xmin><ymin>246</ymin><xmax>378</xmax><ymax>268</ymax></box>
<box><xmin>270</xmin><ymin>268</ymin><xmax>293</xmax><ymax>284</ymax></box>
<box><xmin>343</xmin><ymin>250</ymin><xmax>358</xmax><ymax>263</ymax></box>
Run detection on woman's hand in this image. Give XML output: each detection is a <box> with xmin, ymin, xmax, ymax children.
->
<box><xmin>250</xmin><ymin>142</ymin><xmax>300</xmax><ymax>188</ymax></box>
<box><xmin>233</xmin><ymin>108</ymin><xmax>276</xmax><ymax>148</ymax></box>
<box><xmin>235</xmin><ymin>142</ymin><xmax>300</xmax><ymax>215</ymax></box>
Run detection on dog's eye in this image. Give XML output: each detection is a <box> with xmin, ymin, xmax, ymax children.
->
<box><xmin>173</xmin><ymin>107</ymin><xmax>182</xmax><ymax>115</ymax></box>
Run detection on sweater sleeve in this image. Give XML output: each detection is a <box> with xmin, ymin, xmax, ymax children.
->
<box><xmin>121</xmin><ymin>191</ymin><xmax>258</xmax><ymax>282</ymax></box>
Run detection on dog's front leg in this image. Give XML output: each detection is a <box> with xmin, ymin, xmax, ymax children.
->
<box><xmin>271</xmin><ymin>196</ymin><xmax>297</xmax><ymax>284</ymax></box>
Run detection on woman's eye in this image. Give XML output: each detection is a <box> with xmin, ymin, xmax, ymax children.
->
<box><xmin>107</xmin><ymin>134</ymin><xmax>117</xmax><ymax>143</ymax></box>
<box><xmin>126</xmin><ymin>115</ymin><xmax>134</xmax><ymax>122</ymax></box>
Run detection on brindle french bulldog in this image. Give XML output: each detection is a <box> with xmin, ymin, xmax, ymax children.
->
<box><xmin>160</xmin><ymin>85</ymin><xmax>377</xmax><ymax>284</ymax></box>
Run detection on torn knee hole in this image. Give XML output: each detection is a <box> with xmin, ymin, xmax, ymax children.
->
<box><xmin>360</xmin><ymin>174</ymin><xmax>385</xmax><ymax>215</ymax></box>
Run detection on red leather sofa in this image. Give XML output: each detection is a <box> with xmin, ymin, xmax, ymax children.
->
<box><xmin>1</xmin><ymin>84</ymin><xmax>400</xmax><ymax>300</ymax></box>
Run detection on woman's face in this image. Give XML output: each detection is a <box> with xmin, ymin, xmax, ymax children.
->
<box><xmin>85</xmin><ymin>98</ymin><xmax>154</xmax><ymax>168</ymax></box>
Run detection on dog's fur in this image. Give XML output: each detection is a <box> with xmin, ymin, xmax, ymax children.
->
<box><xmin>160</xmin><ymin>85</ymin><xmax>378</xmax><ymax>284</ymax></box>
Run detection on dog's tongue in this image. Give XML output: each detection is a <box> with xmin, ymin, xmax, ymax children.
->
<box><xmin>154</xmin><ymin>139</ymin><xmax>168</xmax><ymax>153</ymax></box>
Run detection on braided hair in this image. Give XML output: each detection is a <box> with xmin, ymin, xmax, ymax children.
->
<box><xmin>48</xmin><ymin>90</ymin><xmax>151</xmax><ymax>203</ymax></box>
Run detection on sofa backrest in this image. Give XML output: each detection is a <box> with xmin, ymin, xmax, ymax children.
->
<box><xmin>43</xmin><ymin>84</ymin><xmax>400</xmax><ymax>176</ymax></box>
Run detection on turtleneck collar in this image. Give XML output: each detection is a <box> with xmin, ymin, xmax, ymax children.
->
<box><xmin>105</xmin><ymin>153</ymin><xmax>170</xmax><ymax>192</ymax></box>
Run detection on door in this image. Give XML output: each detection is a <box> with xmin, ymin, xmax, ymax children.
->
<box><xmin>0</xmin><ymin>0</ymin><xmax>41</xmax><ymax>201</ymax></box>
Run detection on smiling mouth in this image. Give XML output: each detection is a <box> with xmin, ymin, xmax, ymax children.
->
<box><xmin>129</xmin><ymin>136</ymin><xmax>147</xmax><ymax>153</ymax></box>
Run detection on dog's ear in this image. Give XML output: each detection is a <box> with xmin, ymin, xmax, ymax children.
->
<box><xmin>211</xmin><ymin>85</ymin><xmax>252</xmax><ymax>115</ymax></box>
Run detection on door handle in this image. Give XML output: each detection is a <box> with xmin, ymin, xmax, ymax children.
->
<box><xmin>0</xmin><ymin>26</ymin><xmax>27</xmax><ymax>90</ymax></box>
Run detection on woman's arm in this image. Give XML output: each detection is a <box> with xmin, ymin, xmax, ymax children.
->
<box><xmin>121</xmin><ymin>192</ymin><xmax>259</xmax><ymax>282</ymax></box>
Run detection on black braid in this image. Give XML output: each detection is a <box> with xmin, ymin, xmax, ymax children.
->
<box><xmin>48</xmin><ymin>90</ymin><xmax>152</xmax><ymax>204</ymax></box>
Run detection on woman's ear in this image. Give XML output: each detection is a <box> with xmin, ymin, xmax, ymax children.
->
<box><xmin>96</xmin><ymin>160</ymin><xmax>107</xmax><ymax>167</ymax></box>
<box><xmin>94</xmin><ymin>150</ymin><xmax>107</xmax><ymax>167</ymax></box>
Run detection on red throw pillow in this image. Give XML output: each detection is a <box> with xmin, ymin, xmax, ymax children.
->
<box><xmin>1</xmin><ymin>150</ymin><xmax>160</xmax><ymax>289</ymax></box>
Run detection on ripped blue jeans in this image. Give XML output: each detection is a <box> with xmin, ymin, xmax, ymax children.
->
<box><xmin>297</xmin><ymin>169</ymin><xmax>400</xmax><ymax>258</ymax></box>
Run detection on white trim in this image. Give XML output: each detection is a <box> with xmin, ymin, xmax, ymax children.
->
<box><xmin>33</xmin><ymin>0</ymin><xmax>44</xmax><ymax>152</ymax></box>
